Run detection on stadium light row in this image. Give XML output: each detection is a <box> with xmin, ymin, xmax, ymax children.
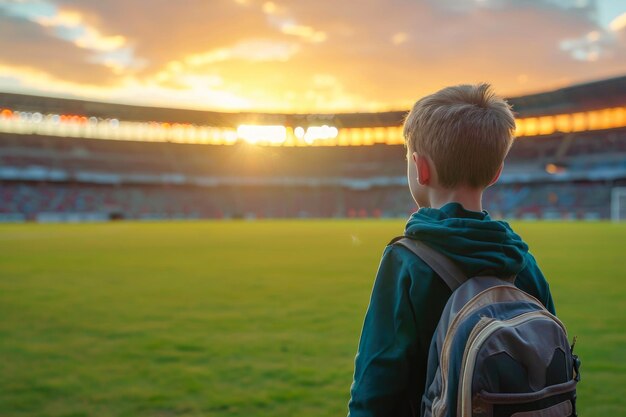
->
<box><xmin>0</xmin><ymin>106</ymin><xmax>625</xmax><ymax>146</ymax></box>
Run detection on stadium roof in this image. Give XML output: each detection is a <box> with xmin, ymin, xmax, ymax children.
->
<box><xmin>1</xmin><ymin>75</ymin><xmax>625</xmax><ymax>128</ymax></box>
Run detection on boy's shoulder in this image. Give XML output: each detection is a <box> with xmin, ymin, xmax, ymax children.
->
<box><xmin>380</xmin><ymin>237</ymin><xmax>554</xmax><ymax>314</ymax></box>
<box><xmin>514</xmin><ymin>251</ymin><xmax>555</xmax><ymax>313</ymax></box>
<box><xmin>382</xmin><ymin>238</ymin><xmax>442</xmax><ymax>278</ymax></box>
<box><xmin>377</xmin><ymin>240</ymin><xmax>452</xmax><ymax>309</ymax></box>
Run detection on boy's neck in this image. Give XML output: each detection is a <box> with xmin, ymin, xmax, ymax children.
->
<box><xmin>427</xmin><ymin>186</ymin><xmax>484</xmax><ymax>212</ymax></box>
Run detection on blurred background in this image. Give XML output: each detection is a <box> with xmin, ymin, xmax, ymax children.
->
<box><xmin>0</xmin><ymin>0</ymin><xmax>625</xmax><ymax>222</ymax></box>
<box><xmin>1</xmin><ymin>1</ymin><xmax>626</xmax><ymax>417</ymax></box>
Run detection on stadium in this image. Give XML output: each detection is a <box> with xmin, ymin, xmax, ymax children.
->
<box><xmin>1</xmin><ymin>75</ymin><xmax>626</xmax><ymax>223</ymax></box>
<box><xmin>3</xmin><ymin>0</ymin><xmax>626</xmax><ymax>415</ymax></box>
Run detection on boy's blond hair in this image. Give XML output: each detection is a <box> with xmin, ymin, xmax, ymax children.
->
<box><xmin>403</xmin><ymin>83</ymin><xmax>516</xmax><ymax>188</ymax></box>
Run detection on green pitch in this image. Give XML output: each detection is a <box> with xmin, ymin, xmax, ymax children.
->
<box><xmin>1</xmin><ymin>220</ymin><xmax>624</xmax><ymax>416</ymax></box>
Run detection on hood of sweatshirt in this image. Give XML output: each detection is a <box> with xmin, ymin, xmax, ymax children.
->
<box><xmin>404</xmin><ymin>202</ymin><xmax>529</xmax><ymax>278</ymax></box>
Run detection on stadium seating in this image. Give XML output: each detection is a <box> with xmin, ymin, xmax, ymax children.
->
<box><xmin>0</xmin><ymin>125</ymin><xmax>625</xmax><ymax>221</ymax></box>
<box><xmin>0</xmin><ymin>72</ymin><xmax>626</xmax><ymax>221</ymax></box>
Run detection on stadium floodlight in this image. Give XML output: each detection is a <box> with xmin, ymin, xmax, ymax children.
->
<box><xmin>545</xmin><ymin>163</ymin><xmax>567</xmax><ymax>174</ymax></box>
<box><xmin>611</xmin><ymin>187</ymin><xmax>626</xmax><ymax>222</ymax></box>
<box><xmin>236</xmin><ymin>124</ymin><xmax>287</xmax><ymax>144</ymax></box>
<box><xmin>299</xmin><ymin>125</ymin><xmax>339</xmax><ymax>144</ymax></box>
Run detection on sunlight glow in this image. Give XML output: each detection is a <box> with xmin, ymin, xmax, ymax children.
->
<box><xmin>237</xmin><ymin>125</ymin><xmax>287</xmax><ymax>144</ymax></box>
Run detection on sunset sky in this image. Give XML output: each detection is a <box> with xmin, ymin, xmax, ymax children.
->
<box><xmin>1</xmin><ymin>0</ymin><xmax>625</xmax><ymax>113</ymax></box>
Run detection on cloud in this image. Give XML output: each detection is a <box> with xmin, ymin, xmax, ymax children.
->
<box><xmin>0</xmin><ymin>0</ymin><xmax>142</xmax><ymax>75</ymax></box>
<box><xmin>58</xmin><ymin>0</ymin><xmax>280</xmax><ymax>74</ymax></box>
<box><xmin>0</xmin><ymin>62</ymin><xmax>253</xmax><ymax>110</ymax></box>
<box><xmin>34</xmin><ymin>8</ymin><xmax>126</xmax><ymax>52</ymax></box>
<box><xmin>0</xmin><ymin>0</ymin><xmax>624</xmax><ymax>112</ymax></box>
<box><xmin>609</xmin><ymin>12</ymin><xmax>626</xmax><ymax>32</ymax></box>
<box><xmin>260</xmin><ymin>1</ymin><xmax>327</xmax><ymax>43</ymax></box>
<box><xmin>560</xmin><ymin>30</ymin><xmax>612</xmax><ymax>62</ymax></box>
<box><xmin>0</xmin><ymin>12</ymin><xmax>119</xmax><ymax>85</ymax></box>
<box><xmin>559</xmin><ymin>8</ymin><xmax>626</xmax><ymax>63</ymax></box>
<box><xmin>259</xmin><ymin>0</ymin><xmax>607</xmax><ymax>103</ymax></box>
<box><xmin>184</xmin><ymin>39</ymin><xmax>300</xmax><ymax>66</ymax></box>
<box><xmin>277</xmin><ymin>22</ymin><xmax>327</xmax><ymax>43</ymax></box>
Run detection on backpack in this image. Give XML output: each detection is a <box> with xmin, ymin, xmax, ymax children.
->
<box><xmin>391</xmin><ymin>236</ymin><xmax>580</xmax><ymax>417</ymax></box>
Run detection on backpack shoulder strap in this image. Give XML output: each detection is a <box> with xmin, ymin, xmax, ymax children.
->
<box><xmin>389</xmin><ymin>236</ymin><xmax>467</xmax><ymax>292</ymax></box>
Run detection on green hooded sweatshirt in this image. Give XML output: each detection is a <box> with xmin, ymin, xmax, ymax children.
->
<box><xmin>347</xmin><ymin>202</ymin><xmax>555</xmax><ymax>417</ymax></box>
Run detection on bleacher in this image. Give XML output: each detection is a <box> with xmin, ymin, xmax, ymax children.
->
<box><xmin>1</xmin><ymin>75</ymin><xmax>625</xmax><ymax>221</ymax></box>
<box><xmin>0</xmin><ymin>126</ymin><xmax>625</xmax><ymax>221</ymax></box>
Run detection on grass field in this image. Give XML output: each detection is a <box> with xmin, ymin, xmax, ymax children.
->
<box><xmin>1</xmin><ymin>220</ymin><xmax>625</xmax><ymax>417</ymax></box>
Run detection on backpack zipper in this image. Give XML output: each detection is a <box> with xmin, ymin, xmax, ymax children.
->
<box><xmin>458</xmin><ymin>310</ymin><xmax>567</xmax><ymax>417</ymax></box>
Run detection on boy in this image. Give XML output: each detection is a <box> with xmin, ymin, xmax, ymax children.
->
<box><xmin>347</xmin><ymin>84</ymin><xmax>555</xmax><ymax>417</ymax></box>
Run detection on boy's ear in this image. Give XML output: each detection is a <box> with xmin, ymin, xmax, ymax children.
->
<box><xmin>488</xmin><ymin>163</ymin><xmax>504</xmax><ymax>186</ymax></box>
<box><xmin>413</xmin><ymin>152</ymin><xmax>431</xmax><ymax>186</ymax></box>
